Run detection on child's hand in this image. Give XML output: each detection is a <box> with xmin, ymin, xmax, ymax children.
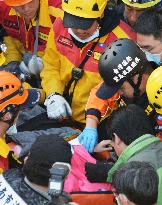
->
<box><xmin>94</xmin><ymin>140</ymin><xmax>113</xmax><ymax>153</ymax></box>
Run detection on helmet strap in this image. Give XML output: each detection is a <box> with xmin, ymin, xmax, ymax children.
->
<box><xmin>127</xmin><ymin>73</ymin><xmax>143</xmax><ymax>103</ymax></box>
<box><xmin>97</xmin><ymin>17</ymin><xmax>101</xmax><ymax>25</ymax></box>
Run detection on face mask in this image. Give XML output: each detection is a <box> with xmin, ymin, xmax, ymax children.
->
<box><xmin>68</xmin><ymin>28</ymin><xmax>99</xmax><ymax>43</ymax></box>
<box><xmin>6</xmin><ymin>124</ymin><xmax>17</xmax><ymax>135</ymax></box>
<box><xmin>145</xmin><ymin>51</ymin><xmax>162</xmax><ymax>65</ymax></box>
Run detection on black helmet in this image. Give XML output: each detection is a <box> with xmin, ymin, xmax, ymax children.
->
<box><xmin>97</xmin><ymin>38</ymin><xmax>148</xmax><ymax>99</ymax></box>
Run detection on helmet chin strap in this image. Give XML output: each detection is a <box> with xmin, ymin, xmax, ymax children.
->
<box><xmin>127</xmin><ymin>72</ymin><xmax>143</xmax><ymax>103</ymax></box>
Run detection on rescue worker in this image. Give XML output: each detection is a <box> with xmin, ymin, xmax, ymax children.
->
<box><xmin>146</xmin><ymin>66</ymin><xmax>162</xmax><ymax>139</ymax></box>
<box><xmin>0</xmin><ymin>70</ymin><xmax>41</xmax><ymax>173</ymax></box>
<box><xmin>133</xmin><ymin>7</ymin><xmax>162</xmax><ymax>66</ymax></box>
<box><xmin>0</xmin><ymin>0</ymin><xmax>62</xmax><ymax>79</ymax></box>
<box><xmin>78</xmin><ymin>38</ymin><xmax>156</xmax><ymax>153</ymax></box>
<box><xmin>106</xmin><ymin>104</ymin><xmax>162</xmax><ymax>205</ymax></box>
<box><xmin>85</xmin><ymin>105</ymin><xmax>162</xmax><ymax>204</ymax></box>
<box><xmin>41</xmin><ymin>0</ymin><xmax>136</xmax><ymax>127</ymax></box>
<box><xmin>117</xmin><ymin>0</ymin><xmax>160</xmax><ymax>27</ymax></box>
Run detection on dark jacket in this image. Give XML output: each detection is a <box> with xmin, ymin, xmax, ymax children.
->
<box><xmin>3</xmin><ymin>168</ymin><xmax>49</xmax><ymax>205</ymax></box>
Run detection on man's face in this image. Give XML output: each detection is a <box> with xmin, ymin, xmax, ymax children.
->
<box><xmin>111</xmin><ymin>140</ymin><xmax>122</xmax><ymax>157</ymax></box>
<box><xmin>111</xmin><ymin>134</ymin><xmax>125</xmax><ymax>157</ymax></box>
<box><xmin>71</xmin><ymin>20</ymin><xmax>99</xmax><ymax>40</ymax></box>
<box><xmin>13</xmin><ymin>0</ymin><xmax>39</xmax><ymax>20</ymax></box>
<box><xmin>137</xmin><ymin>33</ymin><xmax>162</xmax><ymax>61</ymax></box>
<box><xmin>118</xmin><ymin>74</ymin><xmax>142</xmax><ymax>99</ymax></box>
<box><xmin>118</xmin><ymin>74</ymin><xmax>147</xmax><ymax>100</ymax></box>
<box><xmin>118</xmin><ymin>81</ymin><xmax>135</xmax><ymax>100</ymax></box>
<box><xmin>124</xmin><ymin>5</ymin><xmax>145</xmax><ymax>27</ymax></box>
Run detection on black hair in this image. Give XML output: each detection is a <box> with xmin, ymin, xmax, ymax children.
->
<box><xmin>107</xmin><ymin>104</ymin><xmax>154</xmax><ymax>145</ymax></box>
<box><xmin>23</xmin><ymin>135</ymin><xmax>72</xmax><ymax>186</ymax></box>
<box><xmin>112</xmin><ymin>161</ymin><xmax>158</xmax><ymax>205</ymax></box>
<box><xmin>133</xmin><ymin>7</ymin><xmax>162</xmax><ymax>39</ymax></box>
<box><xmin>144</xmin><ymin>61</ymin><xmax>157</xmax><ymax>74</ymax></box>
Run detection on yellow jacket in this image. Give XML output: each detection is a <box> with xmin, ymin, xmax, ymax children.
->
<box><xmin>1</xmin><ymin>0</ymin><xmax>62</xmax><ymax>64</ymax></box>
<box><xmin>41</xmin><ymin>18</ymin><xmax>136</xmax><ymax>123</ymax></box>
<box><xmin>0</xmin><ymin>137</ymin><xmax>23</xmax><ymax>173</ymax></box>
<box><xmin>0</xmin><ymin>138</ymin><xmax>10</xmax><ymax>159</ymax></box>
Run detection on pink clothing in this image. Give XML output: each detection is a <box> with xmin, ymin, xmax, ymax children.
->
<box><xmin>64</xmin><ymin>144</ymin><xmax>111</xmax><ymax>192</ymax></box>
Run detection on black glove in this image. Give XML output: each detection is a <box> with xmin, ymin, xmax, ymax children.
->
<box><xmin>85</xmin><ymin>161</ymin><xmax>114</xmax><ymax>183</ymax></box>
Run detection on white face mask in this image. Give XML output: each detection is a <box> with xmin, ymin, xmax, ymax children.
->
<box><xmin>68</xmin><ymin>28</ymin><xmax>99</xmax><ymax>43</ymax></box>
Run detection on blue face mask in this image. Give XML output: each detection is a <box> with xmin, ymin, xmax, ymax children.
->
<box><xmin>145</xmin><ymin>51</ymin><xmax>162</xmax><ymax>65</ymax></box>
